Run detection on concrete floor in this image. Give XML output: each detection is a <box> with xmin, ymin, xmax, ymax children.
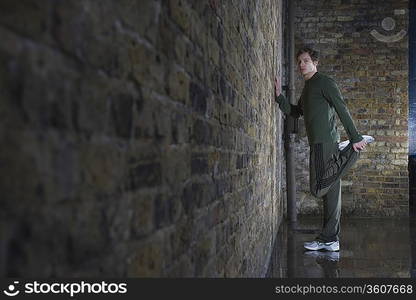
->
<box><xmin>266</xmin><ymin>216</ymin><xmax>416</xmax><ymax>278</ymax></box>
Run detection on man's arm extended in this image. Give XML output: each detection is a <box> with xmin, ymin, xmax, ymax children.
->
<box><xmin>274</xmin><ymin>77</ymin><xmax>303</xmax><ymax>118</ymax></box>
<box><xmin>322</xmin><ymin>78</ymin><xmax>367</xmax><ymax>151</ymax></box>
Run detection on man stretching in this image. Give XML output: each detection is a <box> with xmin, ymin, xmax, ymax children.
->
<box><xmin>274</xmin><ymin>47</ymin><xmax>374</xmax><ymax>251</ymax></box>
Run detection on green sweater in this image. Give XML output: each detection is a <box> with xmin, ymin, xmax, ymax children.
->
<box><xmin>275</xmin><ymin>72</ymin><xmax>363</xmax><ymax>145</ymax></box>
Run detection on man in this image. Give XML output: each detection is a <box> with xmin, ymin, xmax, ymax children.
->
<box><xmin>274</xmin><ymin>47</ymin><xmax>374</xmax><ymax>252</ymax></box>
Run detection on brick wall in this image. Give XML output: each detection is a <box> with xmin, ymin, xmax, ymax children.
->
<box><xmin>293</xmin><ymin>0</ymin><xmax>409</xmax><ymax>216</ymax></box>
<box><xmin>0</xmin><ymin>0</ymin><xmax>284</xmax><ymax>277</ymax></box>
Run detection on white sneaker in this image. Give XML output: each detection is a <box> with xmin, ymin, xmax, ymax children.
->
<box><xmin>338</xmin><ymin>135</ymin><xmax>375</xmax><ymax>151</ymax></box>
<box><xmin>362</xmin><ymin>135</ymin><xmax>375</xmax><ymax>144</ymax></box>
<box><xmin>304</xmin><ymin>240</ymin><xmax>340</xmax><ymax>251</ymax></box>
<box><xmin>338</xmin><ymin>140</ymin><xmax>350</xmax><ymax>151</ymax></box>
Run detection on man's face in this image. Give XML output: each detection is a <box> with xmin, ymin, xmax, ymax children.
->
<box><xmin>297</xmin><ymin>52</ymin><xmax>318</xmax><ymax>76</ymax></box>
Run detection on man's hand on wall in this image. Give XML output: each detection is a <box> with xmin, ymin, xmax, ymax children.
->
<box><xmin>274</xmin><ymin>77</ymin><xmax>281</xmax><ymax>97</ymax></box>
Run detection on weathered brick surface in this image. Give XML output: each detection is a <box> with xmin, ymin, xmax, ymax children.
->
<box><xmin>0</xmin><ymin>0</ymin><xmax>284</xmax><ymax>277</ymax></box>
<box><xmin>293</xmin><ymin>0</ymin><xmax>409</xmax><ymax>216</ymax></box>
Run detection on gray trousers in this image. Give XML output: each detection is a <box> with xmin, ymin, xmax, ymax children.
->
<box><xmin>309</xmin><ymin>142</ymin><xmax>360</xmax><ymax>242</ymax></box>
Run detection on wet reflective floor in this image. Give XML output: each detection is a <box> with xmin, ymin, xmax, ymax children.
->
<box><xmin>266</xmin><ymin>216</ymin><xmax>416</xmax><ymax>278</ymax></box>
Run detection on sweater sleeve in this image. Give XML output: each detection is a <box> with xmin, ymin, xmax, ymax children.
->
<box><xmin>322</xmin><ymin>78</ymin><xmax>363</xmax><ymax>143</ymax></box>
<box><xmin>275</xmin><ymin>94</ymin><xmax>303</xmax><ymax>118</ymax></box>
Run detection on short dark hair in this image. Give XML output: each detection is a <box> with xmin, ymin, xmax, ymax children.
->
<box><xmin>296</xmin><ymin>47</ymin><xmax>319</xmax><ymax>62</ymax></box>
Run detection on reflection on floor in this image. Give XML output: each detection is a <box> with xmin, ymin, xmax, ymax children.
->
<box><xmin>266</xmin><ymin>216</ymin><xmax>416</xmax><ymax>278</ymax></box>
